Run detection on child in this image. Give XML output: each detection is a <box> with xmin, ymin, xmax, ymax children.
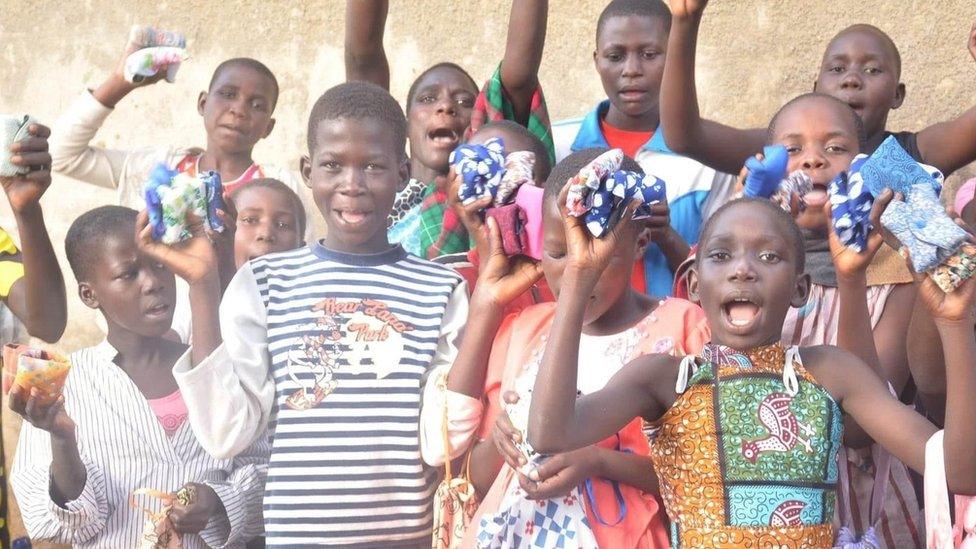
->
<box><xmin>0</xmin><ymin>121</ymin><xmax>68</xmax><ymax>549</ymax></box>
<box><xmin>550</xmin><ymin>0</ymin><xmax>735</xmax><ymax>297</ymax></box>
<box><xmin>9</xmin><ymin>206</ymin><xmax>267</xmax><ymax>547</ymax></box>
<box><xmin>49</xmin><ymin>32</ymin><xmax>311</xmax><ymax>231</ymax></box>
<box><xmin>660</xmin><ymin>1</ymin><xmax>976</xmax><ymax>177</ymax></box>
<box><xmin>170</xmin><ymin>178</ymin><xmax>307</xmax><ymax>343</ymax></box>
<box><xmin>422</xmin><ymin>148</ymin><xmax>707</xmax><ymax>547</ymax></box>
<box><xmin>346</xmin><ymin>0</ymin><xmax>554</xmax><ymax>259</ymax></box>
<box><xmin>174</xmin><ymin>82</ymin><xmax>468</xmax><ymax>547</ymax></box>
<box><xmin>527</xmin><ymin>196</ymin><xmax>976</xmax><ymax>547</ymax></box>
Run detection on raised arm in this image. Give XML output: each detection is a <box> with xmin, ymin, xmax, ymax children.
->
<box><xmin>344</xmin><ymin>0</ymin><xmax>390</xmax><ymax>90</ymax></box>
<box><xmin>498</xmin><ymin>0</ymin><xmax>548</xmax><ymax>125</ymax></box>
<box><xmin>913</xmin><ymin>21</ymin><xmax>976</xmax><ymax>176</ymax></box>
<box><xmin>2</xmin><ymin>123</ymin><xmax>67</xmax><ymax>342</ymax></box>
<box><xmin>661</xmin><ymin>1</ymin><xmax>766</xmax><ymax>175</ymax></box>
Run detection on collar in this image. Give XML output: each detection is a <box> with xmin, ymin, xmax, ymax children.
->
<box><xmin>570</xmin><ymin>100</ymin><xmax>673</xmax><ymax>155</ymax></box>
<box><xmin>311</xmin><ymin>241</ymin><xmax>407</xmax><ymax>266</ymax></box>
<box><xmin>93</xmin><ymin>338</ymin><xmax>120</xmax><ymax>363</ymax></box>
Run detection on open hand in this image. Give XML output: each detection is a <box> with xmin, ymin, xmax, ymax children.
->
<box><xmin>135</xmin><ymin>210</ymin><xmax>218</xmax><ymax>285</ymax></box>
<box><xmin>170</xmin><ymin>483</ymin><xmax>223</xmax><ymax>535</ymax></box>
<box><xmin>8</xmin><ymin>385</ymin><xmax>75</xmax><ymax>439</ymax></box>
<box><xmin>2</xmin><ymin>123</ymin><xmax>52</xmax><ymax>214</ymax></box>
<box><xmin>558</xmin><ymin>181</ymin><xmax>641</xmax><ymax>277</ymax></box>
<box><xmin>517</xmin><ymin>446</ymin><xmax>601</xmax><ymax>500</ymax></box>
<box><xmin>826</xmin><ymin>189</ymin><xmax>894</xmax><ymax>279</ymax></box>
<box><xmin>446</xmin><ymin>167</ymin><xmax>491</xmax><ymax>259</ymax></box>
<box><xmin>471</xmin><ymin>217</ymin><xmax>543</xmax><ymax>308</ymax></box>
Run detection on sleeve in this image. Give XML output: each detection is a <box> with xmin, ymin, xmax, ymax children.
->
<box><xmin>198</xmin><ymin>432</ymin><xmax>270</xmax><ymax>548</ymax></box>
<box><xmin>10</xmin><ymin>422</ymin><xmax>109</xmax><ymax>544</ymax></box>
<box><xmin>49</xmin><ymin>90</ymin><xmax>132</xmax><ymax>190</ymax></box>
<box><xmin>419</xmin><ymin>282</ymin><xmax>480</xmax><ymax>466</ymax></box>
<box><xmin>174</xmin><ymin>263</ymin><xmax>276</xmax><ymax>459</ymax></box>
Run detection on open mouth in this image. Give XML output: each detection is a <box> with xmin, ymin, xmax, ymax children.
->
<box><xmin>803</xmin><ymin>183</ymin><xmax>829</xmax><ymax>208</ymax></box>
<box><xmin>427</xmin><ymin>127</ymin><xmax>460</xmax><ymax>149</ymax></box>
<box><xmin>618</xmin><ymin>88</ymin><xmax>648</xmax><ymax>101</ymax></box>
<box><xmin>145</xmin><ymin>302</ymin><xmax>171</xmax><ymax>317</ymax></box>
<box><xmin>335</xmin><ymin>209</ymin><xmax>373</xmax><ymax>227</ymax></box>
<box><xmin>722</xmin><ymin>295</ymin><xmax>762</xmax><ymax>331</ymax></box>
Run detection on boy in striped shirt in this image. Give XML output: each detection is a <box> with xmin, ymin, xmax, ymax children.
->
<box><xmin>177</xmin><ymin>82</ymin><xmax>468</xmax><ymax>547</ymax></box>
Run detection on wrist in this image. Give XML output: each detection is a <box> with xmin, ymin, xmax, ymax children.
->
<box><xmin>672</xmin><ymin>11</ymin><xmax>704</xmax><ymax>24</ymax></box>
<box><xmin>836</xmin><ymin>271</ymin><xmax>867</xmax><ymax>286</ymax></box>
<box><xmin>51</xmin><ymin>426</ymin><xmax>78</xmax><ymax>447</ymax></box>
<box><xmin>563</xmin><ymin>265</ymin><xmax>601</xmax><ymax>291</ymax></box>
<box><xmin>933</xmin><ymin>315</ymin><xmax>975</xmax><ymax>330</ymax></box>
<box><xmin>12</xmin><ymin>202</ymin><xmax>43</xmax><ymax>220</ymax></box>
<box><xmin>92</xmin><ymin>74</ymin><xmax>135</xmax><ymax>108</ymax></box>
<box><xmin>469</xmin><ymin>292</ymin><xmax>507</xmax><ymax>320</ymax></box>
<box><xmin>586</xmin><ymin>447</ymin><xmax>607</xmax><ymax>478</ymax></box>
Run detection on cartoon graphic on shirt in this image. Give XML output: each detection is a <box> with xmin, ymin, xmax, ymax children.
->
<box><xmin>284</xmin><ymin>298</ymin><xmax>415</xmax><ymax>411</ymax></box>
<box><xmin>740</xmin><ymin>392</ymin><xmax>816</xmax><ymax>462</ymax></box>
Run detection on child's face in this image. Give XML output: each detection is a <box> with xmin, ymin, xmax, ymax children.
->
<box><xmin>232</xmin><ymin>186</ymin><xmax>303</xmax><ymax>268</ymax></box>
<box><xmin>816</xmin><ymin>29</ymin><xmax>904</xmax><ymax>138</ymax></box>
<box><xmin>199</xmin><ymin>65</ymin><xmax>277</xmax><ymax>156</ymax></box>
<box><xmin>302</xmin><ymin>118</ymin><xmax>408</xmax><ymax>254</ymax></box>
<box><xmin>594</xmin><ymin>15</ymin><xmax>668</xmax><ymax>123</ymax></box>
<box><xmin>81</xmin><ymin>233</ymin><xmax>177</xmax><ymax>338</ymax></box>
<box><xmin>690</xmin><ymin>202</ymin><xmax>809</xmax><ymax>350</ymax></box>
<box><xmin>541</xmin><ymin>201</ymin><xmax>645</xmax><ymax>326</ymax></box>
<box><xmin>468</xmin><ymin>127</ymin><xmax>546</xmax><ymax>185</ymax></box>
<box><xmin>407</xmin><ymin>67</ymin><xmax>478</xmax><ymax>176</ymax></box>
<box><xmin>771</xmin><ymin>96</ymin><xmax>860</xmax><ymax>230</ymax></box>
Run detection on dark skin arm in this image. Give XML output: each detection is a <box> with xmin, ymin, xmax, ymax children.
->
<box><xmin>906</xmin><ymin>299</ymin><xmax>947</xmax><ymax>426</ymax></box>
<box><xmin>498</xmin><ymin>0</ymin><xmax>548</xmax><ymax>125</ymax></box>
<box><xmin>2</xmin><ymin>123</ymin><xmax>67</xmax><ymax>342</ymax></box>
<box><xmin>912</xmin><ymin>22</ymin><xmax>976</xmax><ymax>176</ymax></box>
<box><xmin>661</xmin><ymin>1</ymin><xmax>766</xmax><ymax>175</ymax></box>
<box><xmin>344</xmin><ymin>0</ymin><xmax>390</xmax><ymax>90</ymax></box>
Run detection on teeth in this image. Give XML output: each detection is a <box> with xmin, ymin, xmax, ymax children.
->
<box><xmin>731</xmin><ymin>319</ymin><xmax>750</xmax><ymax>326</ymax></box>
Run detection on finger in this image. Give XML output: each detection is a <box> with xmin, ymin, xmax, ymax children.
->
<box><xmin>493</xmin><ymin>430</ymin><xmax>526</xmax><ymax>467</ymax></box>
<box><xmin>502</xmin><ymin>390</ymin><xmax>519</xmax><ymax>405</ymax></box>
<box><xmin>8</xmin><ymin>385</ymin><xmax>27</xmax><ymax>415</ymax></box>
<box><xmin>466</xmin><ymin>196</ymin><xmax>492</xmax><ymax>218</ymax></box>
<box><xmin>135</xmin><ymin>210</ymin><xmax>152</xmax><ymax>242</ymax></box>
<box><xmin>24</xmin><ymin>388</ymin><xmax>41</xmax><ymax>420</ymax></box>
<box><xmin>215</xmin><ymin>208</ymin><xmax>235</xmax><ymax>232</ymax></box>
<box><xmin>21</xmin><ymin>169</ymin><xmax>52</xmax><ymax>184</ymax></box>
<box><xmin>496</xmin><ymin>410</ymin><xmax>520</xmax><ymax>442</ymax></box>
<box><xmin>517</xmin><ymin>472</ymin><xmax>540</xmax><ymax>498</ymax></box>
<box><xmin>184</xmin><ymin>211</ymin><xmax>207</xmax><ymax>237</ymax></box>
<box><xmin>868</xmin><ymin>189</ymin><xmax>893</xmax><ymax>229</ymax></box>
<box><xmin>9</xmin><ymin>136</ymin><xmax>49</xmax><ymax>154</ymax></box>
<box><xmin>27</xmin><ymin>124</ymin><xmax>51</xmax><ymax>139</ymax></box>
<box><xmin>485</xmin><ymin>216</ymin><xmax>504</xmax><ymax>258</ymax></box>
<box><xmin>528</xmin><ymin>454</ymin><xmax>566</xmax><ymax>482</ymax></box>
<box><xmin>9</xmin><ymin>152</ymin><xmax>51</xmax><ymax>167</ymax></box>
<box><xmin>608</xmin><ymin>197</ymin><xmax>642</xmax><ymax>244</ymax></box>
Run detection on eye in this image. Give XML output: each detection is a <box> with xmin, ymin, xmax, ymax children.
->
<box><xmin>605</xmin><ymin>51</ymin><xmax>623</xmax><ymax>62</ymax></box>
<box><xmin>642</xmin><ymin>50</ymin><xmax>660</xmax><ymax>60</ymax></box>
<box><xmin>545</xmin><ymin>249</ymin><xmax>566</xmax><ymax>260</ymax></box>
<box><xmin>117</xmin><ymin>269</ymin><xmax>136</xmax><ymax>280</ymax></box>
<box><xmin>707</xmin><ymin>250</ymin><xmax>731</xmax><ymax>261</ymax></box>
<box><xmin>826</xmin><ymin>144</ymin><xmax>848</xmax><ymax>154</ymax></box>
<box><xmin>418</xmin><ymin>94</ymin><xmax>436</xmax><ymax>104</ymax></box>
<box><xmin>785</xmin><ymin>145</ymin><xmax>801</xmax><ymax>154</ymax></box>
<box><xmin>241</xmin><ymin>216</ymin><xmax>258</xmax><ymax>225</ymax></box>
<box><xmin>828</xmin><ymin>66</ymin><xmax>844</xmax><ymax>73</ymax></box>
<box><xmin>251</xmin><ymin>100</ymin><xmax>267</xmax><ymax>111</ymax></box>
<box><xmin>864</xmin><ymin>67</ymin><xmax>882</xmax><ymax>75</ymax></box>
<box><xmin>275</xmin><ymin>221</ymin><xmax>292</xmax><ymax>229</ymax></box>
<box><xmin>220</xmin><ymin>89</ymin><xmax>236</xmax><ymax>99</ymax></box>
<box><xmin>320</xmin><ymin>160</ymin><xmax>340</xmax><ymax>170</ymax></box>
<box><xmin>365</xmin><ymin>162</ymin><xmax>386</xmax><ymax>171</ymax></box>
<box><xmin>758</xmin><ymin>251</ymin><xmax>780</xmax><ymax>263</ymax></box>
<box><xmin>456</xmin><ymin>95</ymin><xmax>475</xmax><ymax>108</ymax></box>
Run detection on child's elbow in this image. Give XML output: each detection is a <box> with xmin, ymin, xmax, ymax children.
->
<box><xmin>948</xmin><ymin>477</ymin><xmax>976</xmax><ymax>496</ymax></box>
<box><xmin>24</xmin><ymin>317</ymin><xmax>66</xmax><ymax>344</ymax></box>
<box><xmin>662</xmin><ymin>132</ymin><xmax>694</xmax><ymax>155</ymax></box>
<box><xmin>526</xmin><ymin>430</ymin><xmax>562</xmax><ymax>455</ymax></box>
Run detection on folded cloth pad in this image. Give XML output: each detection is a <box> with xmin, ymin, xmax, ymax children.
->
<box><xmin>124</xmin><ymin>46</ymin><xmax>189</xmax><ymax>84</ymax></box>
<box><xmin>564</xmin><ymin>148</ymin><xmax>667</xmax><ymax>237</ymax></box>
<box><xmin>858</xmin><ymin>135</ymin><xmax>944</xmax><ymax>197</ymax></box>
<box><xmin>129</xmin><ymin>25</ymin><xmax>186</xmax><ymax>48</ymax></box>
<box><xmin>882</xmin><ymin>183</ymin><xmax>976</xmax><ymax>291</ymax></box>
<box><xmin>450</xmin><ymin>137</ymin><xmax>536</xmax><ymax>207</ymax></box>
<box><xmin>829</xmin><ymin>154</ymin><xmax>873</xmax><ymax>252</ymax></box>
<box><xmin>484</xmin><ymin>184</ymin><xmax>545</xmax><ymax>259</ymax></box>
<box><xmin>0</xmin><ymin>114</ymin><xmax>37</xmax><ymax>177</ymax></box>
<box><xmin>144</xmin><ymin>163</ymin><xmax>225</xmax><ymax>244</ymax></box>
<box><xmin>3</xmin><ymin>343</ymin><xmax>71</xmax><ymax>406</ymax></box>
<box><xmin>743</xmin><ymin>145</ymin><xmax>789</xmax><ymax>199</ymax></box>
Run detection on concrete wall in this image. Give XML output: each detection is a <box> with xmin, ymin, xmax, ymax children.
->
<box><xmin>1</xmin><ymin>0</ymin><xmax>974</xmax><ymax>543</ymax></box>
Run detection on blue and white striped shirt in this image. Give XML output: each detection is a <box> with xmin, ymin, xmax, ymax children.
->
<box><xmin>11</xmin><ymin>341</ymin><xmax>268</xmax><ymax>548</ymax></box>
<box><xmin>178</xmin><ymin>244</ymin><xmax>467</xmax><ymax>547</ymax></box>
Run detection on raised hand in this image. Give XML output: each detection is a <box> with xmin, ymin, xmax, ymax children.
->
<box><xmin>135</xmin><ymin>210</ymin><xmax>218</xmax><ymax>285</ymax></box>
<box><xmin>558</xmin><ymin>181</ymin><xmax>641</xmax><ymax>275</ymax></box>
<box><xmin>471</xmin><ymin>217</ymin><xmax>543</xmax><ymax>308</ymax></box>
<box><xmin>113</xmin><ymin>31</ymin><xmax>170</xmax><ymax>89</ymax></box>
<box><xmin>8</xmin><ymin>385</ymin><xmax>75</xmax><ymax>439</ymax></box>
<box><xmin>2</xmin><ymin>123</ymin><xmax>52</xmax><ymax>214</ymax></box>
<box><xmin>169</xmin><ymin>483</ymin><xmax>224</xmax><ymax>535</ymax></box>
<box><xmin>446</xmin><ymin>167</ymin><xmax>491</xmax><ymax>260</ymax></box>
<box><xmin>669</xmin><ymin>0</ymin><xmax>709</xmax><ymax>19</ymax></box>
<box><xmin>826</xmin><ymin>189</ymin><xmax>894</xmax><ymax>280</ymax></box>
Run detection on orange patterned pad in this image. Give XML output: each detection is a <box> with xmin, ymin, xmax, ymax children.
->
<box><xmin>2</xmin><ymin>344</ymin><xmax>70</xmax><ymax>405</ymax></box>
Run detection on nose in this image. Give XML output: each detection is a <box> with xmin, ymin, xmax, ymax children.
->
<box><xmin>840</xmin><ymin>70</ymin><xmax>862</xmax><ymax>90</ymax></box>
<box><xmin>801</xmin><ymin>148</ymin><xmax>827</xmax><ymax>171</ymax></box>
<box><xmin>140</xmin><ymin>266</ymin><xmax>166</xmax><ymax>296</ymax></box>
<box><xmin>729</xmin><ymin>256</ymin><xmax>757</xmax><ymax>282</ymax></box>
<box><xmin>337</xmin><ymin>169</ymin><xmax>367</xmax><ymax>195</ymax></box>
<box><xmin>622</xmin><ymin>52</ymin><xmax>643</xmax><ymax>77</ymax></box>
<box><xmin>255</xmin><ymin>220</ymin><xmax>277</xmax><ymax>243</ymax></box>
<box><xmin>435</xmin><ymin>94</ymin><xmax>457</xmax><ymax>116</ymax></box>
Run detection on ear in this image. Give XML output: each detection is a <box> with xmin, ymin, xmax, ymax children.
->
<box><xmin>790</xmin><ymin>272</ymin><xmax>812</xmax><ymax>309</ymax></box>
<box><xmin>592</xmin><ymin>49</ymin><xmax>598</xmax><ymax>68</ymax></box>
<box><xmin>812</xmin><ymin>79</ymin><xmax>819</xmax><ymax>92</ymax></box>
<box><xmin>197</xmin><ymin>91</ymin><xmax>208</xmax><ymax>116</ymax></box>
<box><xmin>300</xmin><ymin>155</ymin><xmax>312</xmax><ymax>188</ymax></box>
<box><xmin>686</xmin><ymin>265</ymin><xmax>702</xmax><ymax>304</ymax></box>
<box><xmin>892</xmin><ymin>82</ymin><xmax>906</xmax><ymax>110</ymax></box>
<box><xmin>262</xmin><ymin>117</ymin><xmax>276</xmax><ymax>139</ymax></box>
<box><xmin>78</xmin><ymin>282</ymin><xmax>99</xmax><ymax>310</ymax></box>
<box><xmin>398</xmin><ymin>156</ymin><xmax>410</xmax><ymax>188</ymax></box>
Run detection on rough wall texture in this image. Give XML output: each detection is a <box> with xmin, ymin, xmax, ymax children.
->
<box><xmin>0</xmin><ymin>0</ymin><xmax>974</xmax><ymax>543</ymax></box>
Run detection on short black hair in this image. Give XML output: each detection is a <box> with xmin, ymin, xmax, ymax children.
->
<box><xmin>229</xmin><ymin>178</ymin><xmax>307</xmax><ymax>238</ymax></box>
<box><xmin>208</xmin><ymin>58</ymin><xmax>280</xmax><ymax>109</ymax></box>
<box><xmin>827</xmin><ymin>24</ymin><xmax>902</xmax><ymax>78</ymax></box>
<box><xmin>767</xmin><ymin>92</ymin><xmax>865</xmax><ymax>150</ymax></box>
<box><xmin>476</xmin><ymin>120</ymin><xmax>553</xmax><ymax>181</ymax></box>
<box><xmin>697</xmin><ymin>197</ymin><xmax>806</xmax><ymax>274</ymax></box>
<box><xmin>65</xmin><ymin>206</ymin><xmax>138</xmax><ymax>281</ymax></box>
<box><xmin>405</xmin><ymin>62</ymin><xmax>478</xmax><ymax>108</ymax></box>
<box><xmin>596</xmin><ymin>0</ymin><xmax>672</xmax><ymax>43</ymax></box>
<box><xmin>543</xmin><ymin>147</ymin><xmax>642</xmax><ymax>202</ymax></box>
<box><xmin>306</xmin><ymin>81</ymin><xmax>407</xmax><ymax>158</ymax></box>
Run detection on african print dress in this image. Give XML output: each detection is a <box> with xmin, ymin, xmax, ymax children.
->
<box><xmin>648</xmin><ymin>343</ymin><xmax>844</xmax><ymax>547</ymax></box>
